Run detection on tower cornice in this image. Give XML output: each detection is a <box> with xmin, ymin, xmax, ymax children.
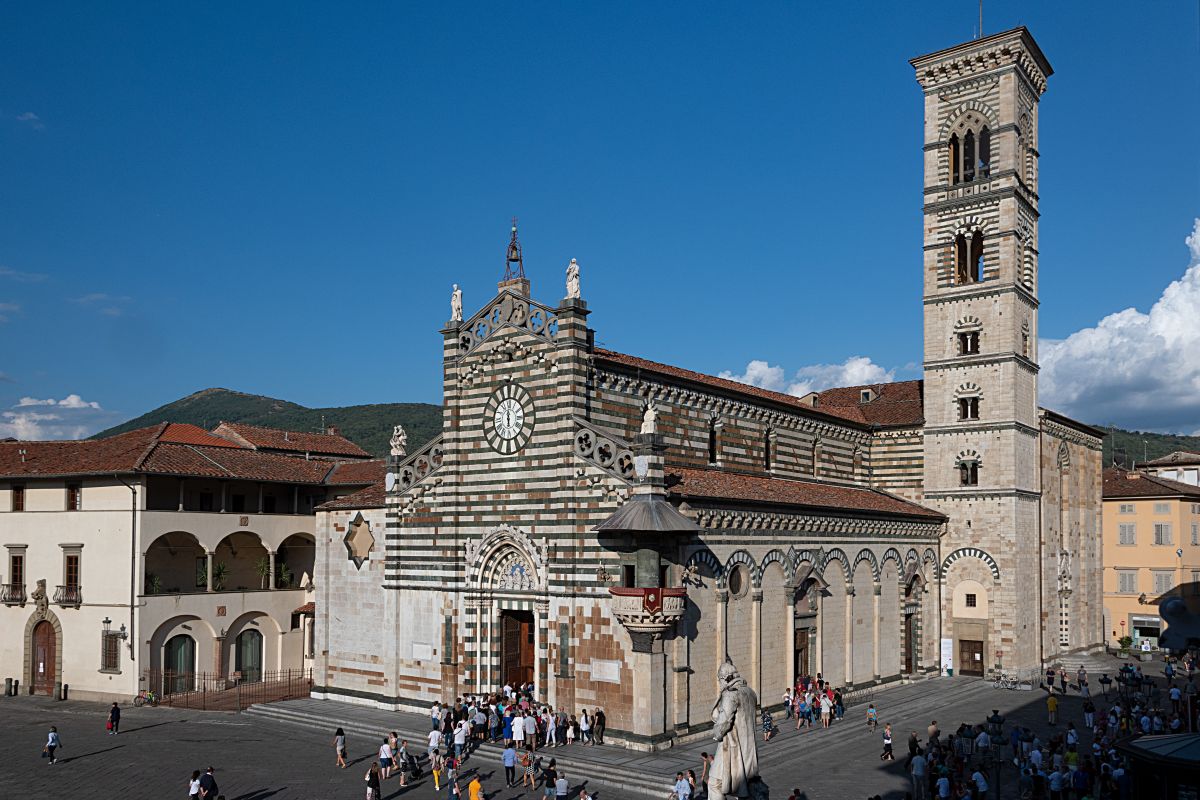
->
<box><xmin>911</xmin><ymin>27</ymin><xmax>1052</xmax><ymax>96</ymax></box>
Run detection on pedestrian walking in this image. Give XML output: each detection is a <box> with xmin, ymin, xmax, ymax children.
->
<box><xmin>377</xmin><ymin>737</ymin><xmax>393</xmax><ymax>780</ymax></box>
<box><xmin>910</xmin><ymin>751</ymin><xmax>928</xmax><ymax>799</ymax></box>
<box><xmin>580</xmin><ymin>709</ymin><xmax>592</xmax><ymax>745</ymax></box>
<box><xmin>397</xmin><ymin>738</ymin><xmax>410</xmax><ymax>787</ymax></box>
<box><xmin>188</xmin><ymin>769</ymin><xmax>202</xmax><ymax>799</ymax></box>
<box><xmin>365</xmin><ymin>762</ymin><xmax>382</xmax><ymax>800</ymax></box>
<box><xmin>198</xmin><ymin>766</ymin><xmax>218</xmax><ymax>799</ymax></box>
<box><xmin>334</xmin><ymin>727</ymin><xmax>348</xmax><ymax>768</ymax></box>
<box><xmin>501</xmin><ymin>744</ymin><xmax>516</xmax><ymax>787</ymax></box>
<box><xmin>432</xmin><ymin>749</ymin><xmax>446</xmax><ymax>791</ymax></box>
<box><xmin>555</xmin><ymin>770</ymin><xmax>569</xmax><ymax>799</ymax></box>
<box><xmin>593</xmin><ymin>707</ymin><xmax>606</xmax><ymax>744</ymax></box>
<box><xmin>42</xmin><ymin>726</ymin><xmax>61</xmax><ymax>765</ymax></box>
<box><xmin>1046</xmin><ymin>693</ymin><xmax>1059</xmax><ymax>726</ymax></box>
<box><xmin>1059</xmin><ymin>668</ymin><xmax>1068</xmax><ymax>694</ymax></box>
<box><xmin>866</xmin><ymin>702</ymin><xmax>879</xmax><ymax>731</ymax></box>
<box><xmin>674</xmin><ymin>771</ymin><xmax>693</xmax><ymax>799</ymax></box>
<box><xmin>468</xmin><ymin>774</ymin><xmax>483</xmax><ymax>800</ymax></box>
<box><xmin>521</xmin><ymin>745</ymin><xmax>537</xmax><ymax>790</ymax></box>
<box><xmin>880</xmin><ymin>723</ymin><xmax>895</xmax><ymax>761</ymax></box>
<box><xmin>107</xmin><ymin>702</ymin><xmax>121</xmax><ymax>735</ymax></box>
<box><xmin>700</xmin><ymin>751</ymin><xmax>713</xmax><ymax>790</ymax></box>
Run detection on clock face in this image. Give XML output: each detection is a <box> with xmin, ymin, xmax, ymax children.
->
<box><xmin>494</xmin><ymin>398</ymin><xmax>524</xmax><ymax>439</ymax></box>
<box><xmin>483</xmin><ymin>383</ymin><xmax>534</xmax><ymax>454</ymax></box>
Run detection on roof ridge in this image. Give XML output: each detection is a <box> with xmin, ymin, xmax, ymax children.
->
<box><xmin>181</xmin><ymin>443</ymin><xmax>235</xmax><ymax>476</ymax></box>
<box><xmin>132</xmin><ymin>422</ymin><xmax>171</xmax><ymax>470</ymax></box>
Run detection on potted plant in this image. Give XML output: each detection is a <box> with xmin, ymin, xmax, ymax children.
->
<box><xmin>145</xmin><ymin>573</ymin><xmax>163</xmax><ymax>594</ymax></box>
<box><xmin>1117</xmin><ymin>635</ymin><xmax>1133</xmax><ymax>656</ymax></box>
<box><xmin>254</xmin><ymin>556</ymin><xmax>271</xmax><ymax>589</ymax></box>
<box><xmin>277</xmin><ymin>563</ymin><xmax>293</xmax><ymax>589</ymax></box>
<box><xmin>211</xmin><ymin>562</ymin><xmax>228</xmax><ymax>591</ymax></box>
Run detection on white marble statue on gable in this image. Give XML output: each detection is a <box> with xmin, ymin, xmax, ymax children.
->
<box><xmin>640</xmin><ymin>402</ymin><xmax>658</xmax><ymax>435</ymax></box>
<box><xmin>450</xmin><ymin>284</ymin><xmax>463</xmax><ymax>322</ymax></box>
<box><xmin>390</xmin><ymin>424</ymin><xmax>408</xmax><ymax>458</ymax></box>
<box><xmin>566</xmin><ymin>258</ymin><xmax>581</xmax><ymax>300</ymax></box>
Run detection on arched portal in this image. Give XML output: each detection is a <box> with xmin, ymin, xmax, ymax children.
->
<box><xmin>236</xmin><ymin>629</ymin><xmax>264</xmax><ymax>683</ymax></box>
<box><xmin>31</xmin><ymin>620</ymin><xmax>56</xmax><ymax>695</ymax></box>
<box><xmin>164</xmin><ymin>634</ymin><xmax>196</xmax><ymax>694</ymax></box>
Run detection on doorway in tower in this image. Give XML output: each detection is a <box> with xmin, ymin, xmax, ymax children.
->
<box><xmin>500</xmin><ymin>610</ymin><xmax>534</xmax><ymax>687</ymax></box>
<box><xmin>794</xmin><ymin>627</ymin><xmax>811</xmax><ymax>681</ymax></box>
<box><xmin>903</xmin><ymin>614</ymin><xmax>916</xmax><ymax>673</ymax></box>
<box><xmin>958</xmin><ymin>639</ymin><xmax>984</xmax><ymax>677</ymax></box>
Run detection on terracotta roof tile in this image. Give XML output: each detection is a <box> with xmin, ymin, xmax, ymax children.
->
<box><xmin>139</xmin><ymin>443</ymin><xmax>335</xmax><ymax>484</ymax></box>
<box><xmin>0</xmin><ymin>425</ymin><xmax>163</xmax><ymax>477</ymax></box>
<box><xmin>1103</xmin><ymin>468</ymin><xmax>1200</xmax><ymax>499</ymax></box>
<box><xmin>667</xmin><ymin>466</ymin><xmax>945</xmax><ymax>520</ymax></box>
<box><xmin>812</xmin><ymin>380</ymin><xmax>926</xmax><ymax>427</ymax></box>
<box><xmin>293</xmin><ymin>601</ymin><xmax>315</xmax><ymax>615</ymax></box>
<box><xmin>592</xmin><ymin>349</ymin><xmax>866</xmax><ymax>426</ymax></box>
<box><xmin>211</xmin><ymin>421</ymin><xmax>370</xmax><ymax>458</ymax></box>
<box><xmin>326</xmin><ymin>459</ymin><xmax>387</xmax><ymax>486</ymax></box>
<box><xmin>159</xmin><ymin>423</ymin><xmax>245</xmax><ymax>448</ymax></box>
<box><xmin>316</xmin><ymin>483</ymin><xmax>386</xmax><ymax>510</ymax></box>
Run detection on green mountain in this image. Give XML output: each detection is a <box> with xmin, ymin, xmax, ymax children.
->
<box><xmin>94</xmin><ymin>387</ymin><xmax>1200</xmax><ymax>469</ymax></box>
<box><xmin>1101</xmin><ymin>427</ymin><xmax>1200</xmax><ymax>468</ymax></box>
<box><xmin>91</xmin><ymin>388</ymin><xmax>442</xmax><ymax>458</ymax></box>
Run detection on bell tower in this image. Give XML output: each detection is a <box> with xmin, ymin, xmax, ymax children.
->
<box><xmin>912</xmin><ymin>28</ymin><xmax>1052</xmax><ymax>673</ymax></box>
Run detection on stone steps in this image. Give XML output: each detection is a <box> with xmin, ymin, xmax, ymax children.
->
<box><xmin>243</xmin><ymin>699</ymin><xmax>672</xmax><ymax>798</ymax></box>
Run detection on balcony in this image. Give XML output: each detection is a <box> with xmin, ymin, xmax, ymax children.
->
<box><xmin>1</xmin><ymin>583</ymin><xmax>26</xmax><ymax>606</ymax></box>
<box><xmin>53</xmin><ymin>584</ymin><xmax>82</xmax><ymax>608</ymax></box>
<box><xmin>608</xmin><ymin>586</ymin><xmax>686</xmax><ymax>652</ymax></box>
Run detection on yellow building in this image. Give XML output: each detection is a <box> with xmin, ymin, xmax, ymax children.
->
<box><xmin>1102</xmin><ymin>468</ymin><xmax>1200</xmax><ymax>650</ymax></box>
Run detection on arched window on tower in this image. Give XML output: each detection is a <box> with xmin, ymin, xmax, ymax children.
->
<box><xmin>955</xmin><ymin>232</ymin><xmax>984</xmax><ymax>284</ymax></box>
<box><xmin>763</xmin><ymin>429</ymin><xmax>773</xmax><ymax>472</ymax></box>
<box><xmin>963</xmin><ymin>130</ymin><xmax>976</xmax><ymax>182</ymax></box>
<box><xmin>978</xmin><ymin>127</ymin><xmax>991</xmax><ymax>178</ymax></box>
<box><xmin>960</xmin><ymin>459</ymin><xmax>979</xmax><ymax>487</ymax></box>
<box><xmin>957</xmin><ymin>396</ymin><xmax>980</xmax><ymax>421</ymax></box>
<box><xmin>708</xmin><ymin>417</ymin><xmax>720</xmax><ymax>465</ymax></box>
<box><xmin>949</xmin><ymin>134</ymin><xmax>961</xmax><ymax>185</ymax></box>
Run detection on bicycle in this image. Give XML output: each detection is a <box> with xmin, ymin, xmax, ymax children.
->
<box><xmin>133</xmin><ymin>689</ymin><xmax>158</xmax><ymax>707</ymax></box>
<box><xmin>992</xmin><ymin>674</ymin><xmax>1020</xmax><ymax>690</ymax></box>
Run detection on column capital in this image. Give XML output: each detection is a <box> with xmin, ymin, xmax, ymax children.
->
<box><xmin>751</xmin><ymin>589</ymin><xmax>764</xmax><ymax>602</ymax></box>
<box><xmin>716</xmin><ymin>589</ymin><xmax>729</xmax><ymax>604</ymax></box>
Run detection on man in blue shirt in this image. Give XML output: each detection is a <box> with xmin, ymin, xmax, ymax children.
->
<box><xmin>674</xmin><ymin>771</ymin><xmax>692</xmax><ymax>799</ymax></box>
<box><xmin>502</xmin><ymin>744</ymin><xmax>517</xmax><ymax>787</ymax></box>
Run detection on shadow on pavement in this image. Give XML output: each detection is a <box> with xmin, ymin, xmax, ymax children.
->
<box><xmin>60</xmin><ymin>744</ymin><xmax>125</xmax><ymax>763</ymax></box>
<box><xmin>230</xmin><ymin>789</ymin><xmax>286</xmax><ymax>800</ymax></box>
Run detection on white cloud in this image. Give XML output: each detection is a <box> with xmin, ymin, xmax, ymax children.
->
<box><xmin>1041</xmin><ymin>217</ymin><xmax>1200</xmax><ymax>433</ymax></box>
<box><xmin>17</xmin><ymin>394</ymin><xmax>102</xmax><ymax>409</ymax></box>
<box><xmin>1</xmin><ymin>394</ymin><xmax>117</xmax><ymax>440</ymax></box>
<box><xmin>16</xmin><ymin>112</ymin><xmax>45</xmax><ymax>131</ymax></box>
<box><xmin>721</xmin><ymin>355</ymin><xmax>896</xmax><ymax>396</ymax></box>
<box><xmin>0</xmin><ymin>302</ymin><xmax>18</xmax><ymax>322</ymax></box>
<box><xmin>0</xmin><ymin>266</ymin><xmax>47</xmax><ymax>282</ymax></box>
<box><xmin>72</xmin><ymin>292</ymin><xmax>131</xmax><ymax>305</ymax></box>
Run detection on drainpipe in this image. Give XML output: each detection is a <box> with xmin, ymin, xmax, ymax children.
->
<box><xmin>114</xmin><ymin>473</ymin><xmax>137</xmax><ymax>661</ymax></box>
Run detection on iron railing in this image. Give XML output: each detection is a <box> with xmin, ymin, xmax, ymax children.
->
<box><xmin>1</xmin><ymin>583</ymin><xmax>26</xmax><ymax>605</ymax></box>
<box><xmin>53</xmin><ymin>584</ymin><xmax>82</xmax><ymax>607</ymax></box>
<box><xmin>143</xmin><ymin>668</ymin><xmax>312</xmax><ymax>711</ymax></box>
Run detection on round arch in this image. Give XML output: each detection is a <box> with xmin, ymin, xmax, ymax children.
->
<box><xmin>143</xmin><ymin>531</ymin><xmax>206</xmax><ymax>594</ymax></box>
<box><xmin>941</xmin><ymin>547</ymin><xmax>1001</xmax><ymax>581</ymax></box>
<box><xmin>820</xmin><ymin>548</ymin><xmax>852</xmax><ymax>584</ymax></box>
<box><xmin>23</xmin><ymin>603</ymin><xmax>63</xmax><ymax>695</ymax></box>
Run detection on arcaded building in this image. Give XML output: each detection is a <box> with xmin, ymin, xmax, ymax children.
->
<box><xmin>313</xmin><ymin>27</ymin><xmax>1103</xmax><ymax>748</ymax></box>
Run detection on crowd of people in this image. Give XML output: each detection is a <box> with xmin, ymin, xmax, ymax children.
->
<box><xmin>345</xmin><ymin>680</ymin><xmax>607</xmax><ymax>799</ymax></box>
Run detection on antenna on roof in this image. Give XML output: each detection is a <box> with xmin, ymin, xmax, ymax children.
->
<box><xmin>19</xmin><ymin>448</ymin><xmax>27</xmax><ymax>463</ymax></box>
<box><xmin>977</xmin><ymin>0</ymin><xmax>983</xmax><ymax>39</ymax></box>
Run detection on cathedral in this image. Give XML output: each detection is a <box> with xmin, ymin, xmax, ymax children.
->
<box><xmin>313</xmin><ymin>27</ymin><xmax>1104</xmax><ymax>749</ymax></box>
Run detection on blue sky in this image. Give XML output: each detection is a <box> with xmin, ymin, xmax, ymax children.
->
<box><xmin>2</xmin><ymin>2</ymin><xmax>1199</xmax><ymax>438</ymax></box>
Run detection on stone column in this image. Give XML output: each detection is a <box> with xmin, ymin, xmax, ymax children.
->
<box><xmin>213</xmin><ymin>634</ymin><xmax>225</xmax><ymax>676</ymax></box>
<box><xmin>535</xmin><ymin>600</ymin><xmax>549</xmax><ymax>697</ymax></box>
<box><xmin>716</xmin><ymin>589</ymin><xmax>729</xmax><ymax>660</ymax></box>
<box><xmin>872</xmin><ymin>583</ymin><xmax>881</xmax><ymax>680</ymax></box>
<box><xmin>220</xmin><ymin>482</ymin><xmax>227</xmax><ymax>513</ymax></box>
<box><xmin>268</xmin><ymin>551</ymin><xmax>276</xmax><ymax>590</ymax></box>
<box><xmin>475</xmin><ymin>600</ymin><xmax>487</xmax><ymax>694</ymax></box>
<box><xmin>206</xmin><ymin>552</ymin><xmax>215</xmax><ymax>592</ymax></box>
<box><xmin>844</xmin><ymin>587</ymin><xmax>854</xmax><ymax>687</ymax></box>
<box><xmin>751</xmin><ymin>589</ymin><xmax>763</xmax><ymax>695</ymax></box>
<box><xmin>814</xmin><ymin>595</ymin><xmax>823</xmax><ymax>677</ymax></box>
<box><xmin>177</xmin><ymin>478</ymin><xmax>185</xmax><ymax>511</ymax></box>
<box><xmin>785</xmin><ymin>590</ymin><xmax>797</xmax><ymax>690</ymax></box>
